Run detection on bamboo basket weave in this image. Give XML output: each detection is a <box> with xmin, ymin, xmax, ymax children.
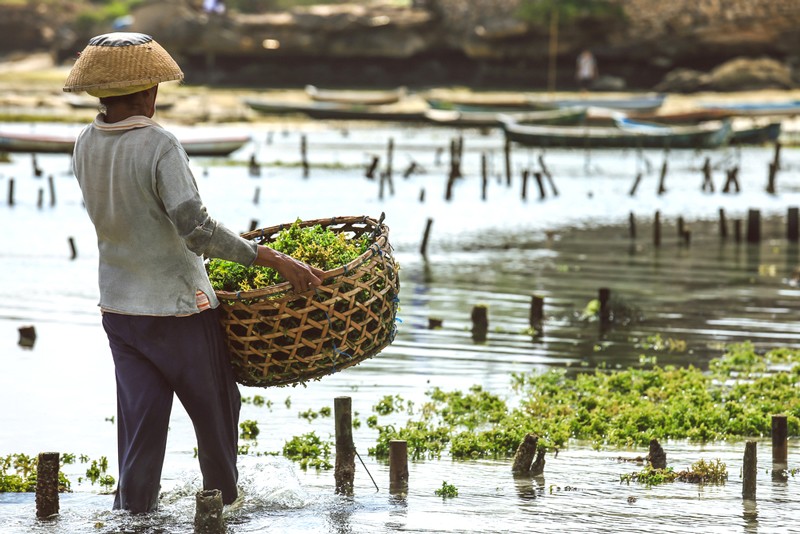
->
<box><xmin>215</xmin><ymin>215</ymin><xmax>399</xmax><ymax>387</ymax></box>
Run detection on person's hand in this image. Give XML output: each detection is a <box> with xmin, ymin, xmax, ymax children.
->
<box><xmin>253</xmin><ymin>245</ymin><xmax>324</xmax><ymax>292</ymax></box>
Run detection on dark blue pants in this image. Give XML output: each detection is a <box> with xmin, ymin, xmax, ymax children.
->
<box><xmin>102</xmin><ymin>308</ymin><xmax>241</xmax><ymax>513</ymax></box>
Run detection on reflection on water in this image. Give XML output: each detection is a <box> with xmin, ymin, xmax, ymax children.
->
<box><xmin>1</xmin><ymin>121</ymin><xmax>799</xmax><ymax>532</ymax></box>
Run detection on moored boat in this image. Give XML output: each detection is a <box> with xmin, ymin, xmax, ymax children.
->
<box><xmin>423</xmin><ymin>106</ymin><xmax>587</xmax><ymax>128</ymax></box>
<box><xmin>500</xmin><ymin>115</ymin><xmax>732</xmax><ymax>149</ymax></box>
<box><xmin>305</xmin><ymin>85</ymin><xmax>407</xmax><ymax>106</ymax></box>
<box><xmin>698</xmin><ymin>100</ymin><xmax>800</xmax><ymax>117</ymax></box>
<box><xmin>529</xmin><ymin>93</ymin><xmax>667</xmax><ymax>114</ymax></box>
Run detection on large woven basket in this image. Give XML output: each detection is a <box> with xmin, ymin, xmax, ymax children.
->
<box><xmin>215</xmin><ymin>214</ymin><xmax>399</xmax><ymax>387</ymax></box>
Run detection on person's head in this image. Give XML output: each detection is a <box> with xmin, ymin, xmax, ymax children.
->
<box><xmin>63</xmin><ymin>32</ymin><xmax>183</xmax><ymax>118</ymax></box>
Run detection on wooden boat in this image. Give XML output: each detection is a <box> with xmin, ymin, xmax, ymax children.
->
<box><xmin>500</xmin><ymin>115</ymin><xmax>732</xmax><ymax>149</ymax></box>
<box><xmin>698</xmin><ymin>100</ymin><xmax>800</xmax><ymax>117</ymax></box>
<box><xmin>424</xmin><ymin>106</ymin><xmax>587</xmax><ymax>128</ymax></box>
<box><xmin>529</xmin><ymin>93</ymin><xmax>666</xmax><ymax>114</ymax></box>
<box><xmin>730</xmin><ymin>121</ymin><xmax>782</xmax><ymax>145</ymax></box>
<box><xmin>425</xmin><ymin>97</ymin><xmax>553</xmax><ymax>112</ymax></box>
<box><xmin>301</xmin><ymin>101</ymin><xmax>427</xmax><ymax>122</ymax></box>
<box><xmin>0</xmin><ymin>131</ymin><xmax>250</xmax><ymax>156</ymax></box>
<box><xmin>305</xmin><ymin>85</ymin><xmax>407</xmax><ymax>106</ymax></box>
<box><xmin>243</xmin><ymin>98</ymin><xmax>318</xmax><ymax>115</ymax></box>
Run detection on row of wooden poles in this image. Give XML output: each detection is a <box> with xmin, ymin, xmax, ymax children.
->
<box><xmin>31</xmin><ymin>398</ymin><xmax>791</xmax><ymax>530</ymax></box>
<box><xmin>421</xmin><ymin>206</ymin><xmax>800</xmax><ymax>258</ymax></box>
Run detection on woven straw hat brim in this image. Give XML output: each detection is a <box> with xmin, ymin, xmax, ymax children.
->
<box><xmin>63</xmin><ymin>35</ymin><xmax>183</xmax><ymax>93</ymax></box>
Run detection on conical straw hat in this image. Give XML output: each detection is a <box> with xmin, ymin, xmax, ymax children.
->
<box><xmin>63</xmin><ymin>32</ymin><xmax>183</xmax><ymax>97</ymax></box>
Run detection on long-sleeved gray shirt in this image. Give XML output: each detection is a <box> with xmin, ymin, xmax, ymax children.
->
<box><xmin>73</xmin><ymin>114</ymin><xmax>257</xmax><ymax>316</ymax></box>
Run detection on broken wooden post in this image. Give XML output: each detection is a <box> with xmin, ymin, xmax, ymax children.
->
<box><xmin>723</xmin><ymin>166</ymin><xmax>740</xmax><ymax>193</ymax></box>
<box><xmin>386</xmin><ymin>137</ymin><xmax>394</xmax><ymax>183</ymax></box>
<box><xmin>504</xmin><ymin>137</ymin><xmax>511</xmax><ymax>186</ymax></box>
<box><xmin>481</xmin><ymin>152</ymin><xmax>487</xmax><ymax>201</ymax></box>
<box><xmin>772</xmin><ymin>414</ymin><xmax>788</xmax><ymax>468</ymax></box>
<box><xmin>248</xmin><ymin>154</ymin><xmax>261</xmax><ymax>177</ymax></box>
<box><xmin>742</xmin><ymin>441</ymin><xmax>757</xmax><ymax>500</ymax></box>
<box><xmin>788</xmin><ymin>207</ymin><xmax>799</xmax><ymax>243</ymax></box>
<box><xmin>428</xmin><ymin>317</ymin><xmax>443</xmax><ymax>329</ymax></box>
<box><xmin>334</xmin><ymin>396</ymin><xmax>355</xmax><ymax>495</ymax></box>
<box><xmin>48</xmin><ymin>175</ymin><xmax>56</xmax><ymax>206</ymax></box>
<box><xmin>68</xmin><ymin>237</ymin><xmax>77</xmax><ymax>260</ymax></box>
<box><xmin>35</xmin><ymin>452</ymin><xmax>59</xmax><ymax>519</ymax></box>
<box><xmin>300</xmin><ymin>134</ymin><xmax>309</xmax><ymax>178</ymax></box>
<box><xmin>628</xmin><ymin>173</ymin><xmax>642</xmax><ymax>197</ymax></box>
<box><xmin>365</xmin><ymin>155</ymin><xmax>379</xmax><ymax>179</ymax></box>
<box><xmin>511</xmin><ymin>433</ymin><xmax>545</xmax><ymax>476</ymax></box>
<box><xmin>389</xmin><ymin>440</ymin><xmax>409</xmax><ymax>494</ymax></box>
<box><xmin>767</xmin><ymin>141</ymin><xmax>782</xmax><ymax>193</ymax></box>
<box><xmin>538</xmin><ymin>154</ymin><xmax>558</xmax><ymax>196</ymax></box>
<box><xmin>746</xmin><ymin>209</ymin><xmax>761</xmax><ymax>244</ymax></box>
<box><xmin>701</xmin><ymin>157</ymin><xmax>714</xmax><ymax>192</ymax></box>
<box><xmin>719</xmin><ymin>208</ymin><xmax>728</xmax><ymax>240</ymax></box>
<box><xmin>657</xmin><ymin>159</ymin><xmax>668</xmax><ymax>195</ymax></box>
<box><xmin>533</xmin><ymin>171</ymin><xmax>546</xmax><ymax>200</ymax></box>
<box><xmin>520</xmin><ymin>169</ymin><xmax>529</xmax><ymax>200</ymax></box>
<box><xmin>18</xmin><ymin>325</ymin><xmax>36</xmax><ymax>348</ymax></box>
<box><xmin>420</xmin><ymin>218</ymin><xmax>433</xmax><ymax>257</ymax></box>
<box><xmin>629</xmin><ymin>212</ymin><xmax>636</xmax><ymax>240</ymax></box>
<box><xmin>653</xmin><ymin>211</ymin><xmax>661</xmax><ymax>247</ymax></box>
<box><xmin>529</xmin><ymin>295</ymin><xmax>544</xmax><ymax>335</ymax></box>
<box><xmin>646</xmin><ymin>438</ymin><xmax>666</xmax><ymax>469</ymax></box>
<box><xmin>248</xmin><ymin>219</ymin><xmax>258</xmax><ymax>232</ymax></box>
<box><xmin>194</xmin><ymin>489</ymin><xmax>224</xmax><ymax>534</ymax></box>
<box><xmin>598</xmin><ymin>288</ymin><xmax>611</xmax><ymax>325</ymax></box>
<box><xmin>471</xmin><ymin>304</ymin><xmax>488</xmax><ymax>342</ymax></box>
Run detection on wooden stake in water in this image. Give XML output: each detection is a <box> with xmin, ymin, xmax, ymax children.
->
<box><xmin>746</xmin><ymin>209</ymin><xmax>761</xmax><ymax>244</ymax></box>
<box><xmin>701</xmin><ymin>157</ymin><xmax>714</xmax><ymax>193</ymax></box>
<box><xmin>511</xmin><ymin>433</ymin><xmax>539</xmax><ymax>476</ymax></box>
<box><xmin>334</xmin><ymin>396</ymin><xmax>355</xmax><ymax>495</ymax></box>
<box><xmin>787</xmin><ymin>207</ymin><xmax>799</xmax><ymax>243</ymax></box>
<box><xmin>653</xmin><ymin>211</ymin><xmax>661</xmax><ymax>247</ymax></box>
<box><xmin>504</xmin><ymin>137</ymin><xmax>511</xmax><ymax>186</ymax></box>
<box><xmin>529</xmin><ymin>295</ymin><xmax>544</xmax><ymax>335</ymax></box>
<box><xmin>194</xmin><ymin>489</ymin><xmax>224</xmax><ymax>534</ymax></box>
<box><xmin>742</xmin><ymin>441</ymin><xmax>757</xmax><ymax>500</ymax></box>
<box><xmin>719</xmin><ymin>208</ymin><xmax>728</xmax><ymax>240</ymax></box>
<box><xmin>68</xmin><ymin>237</ymin><xmax>77</xmax><ymax>260</ymax></box>
<box><xmin>629</xmin><ymin>212</ymin><xmax>636</xmax><ymax>240</ymax></box>
<box><xmin>481</xmin><ymin>152</ymin><xmax>488</xmax><ymax>201</ymax></box>
<box><xmin>471</xmin><ymin>304</ymin><xmax>488</xmax><ymax>342</ymax></box>
<box><xmin>598</xmin><ymin>288</ymin><xmax>610</xmax><ymax>325</ymax></box>
<box><xmin>300</xmin><ymin>134</ymin><xmax>309</xmax><ymax>178</ymax></box>
<box><xmin>48</xmin><ymin>175</ymin><xmax>56</xmax><ymax>206</ymax></box>
<box><xmin>35</xmin><ymin>452</ymin><xmax>59</xmax><ymax>519</ymax></box>
<box><xmin>420</xmin><ymin>218</ymin><xmax>433</xmax><ymax>257</ymax></box>
<box><xmin>628</xmin><ymin>173</ymin><xmax>642</xmax><ymax>197</ymax></box>
<box><xmin>365</xmin><ymin>155</ymin><xmax>379</xmax><ymax>179</ymax></box>
<box><xmin>389</xmin><ymin>440</ymin><xmax>409</xmax><ymax>494</ymax></box>
<box><xmin>771</xmin><ymin>414</ymin><xmax>788</xmax><ymax>467</ymax></box>
<box><xmin>7</xmin><ymin>177</ymin><xmax>14</xmax><ymax>206</ymax></box>
<box><xmin>657</xmin><ymin>159</ymin><xmax>668</xmax><ymax>195</ymax></box>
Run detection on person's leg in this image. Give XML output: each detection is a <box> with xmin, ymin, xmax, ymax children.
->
<box><xmin>103</xmin><ymin>313</ymin><xmax>174</xmax><ymax>513</ymax></box>
<box><xmin>145</xmin><ymin>309</ymin><xmax>241</xmax><ymax>504</ymax></box>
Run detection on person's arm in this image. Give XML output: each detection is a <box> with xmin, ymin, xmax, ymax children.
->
<box><xmin>253</xmin><ymin>245</ymin><xmax>324</xmax><ymax>291</ymax></box>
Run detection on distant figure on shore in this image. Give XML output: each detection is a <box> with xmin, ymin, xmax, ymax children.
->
<box><xmin>576</xmin><ymin>49</ymin><xmax>598</xmax><ymax>91</ymax></box>
<box><xmin>203</xmin><ymin>0</ymin><xmax>226</xmax><ymax>15</ymax></box>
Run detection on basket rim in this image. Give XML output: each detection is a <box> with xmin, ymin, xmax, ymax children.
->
<box><xmin>213</xmin><ymin>214</ymin><xmax>390</xmax><ymax>300</ymax></box>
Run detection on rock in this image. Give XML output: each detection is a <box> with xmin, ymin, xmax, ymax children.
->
<box><xmin>706</xmin><ymin>57</ymin><xmax>795</xmax><ymax>91</ymax></box>
<box><xmin>654</xmin><ymin>68</ymin><xmax>710</xmax><ymax>93</ymax></box>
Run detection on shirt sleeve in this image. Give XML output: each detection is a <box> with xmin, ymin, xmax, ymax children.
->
<box><xmin>154</xmin><ymin>143</ymin><xmax>257</xmax><ymax>266</ymax></box>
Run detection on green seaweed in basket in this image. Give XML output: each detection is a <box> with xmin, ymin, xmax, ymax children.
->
<box><xmin>207</xmin><ymin>219</ymin><xmax>373</xmax><ymax>292</ymax></box>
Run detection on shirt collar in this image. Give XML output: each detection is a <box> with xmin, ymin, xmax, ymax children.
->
<box><xmin>92</xmin><ymin>113</ymin><xmax>161</xmax><ymax>132</ymax></box>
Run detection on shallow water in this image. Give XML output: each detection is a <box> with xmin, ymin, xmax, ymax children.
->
<box><xmin>1</xmin><ymin>120</ymin><xmax>799</xmax><ymax>533</ymax></box>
